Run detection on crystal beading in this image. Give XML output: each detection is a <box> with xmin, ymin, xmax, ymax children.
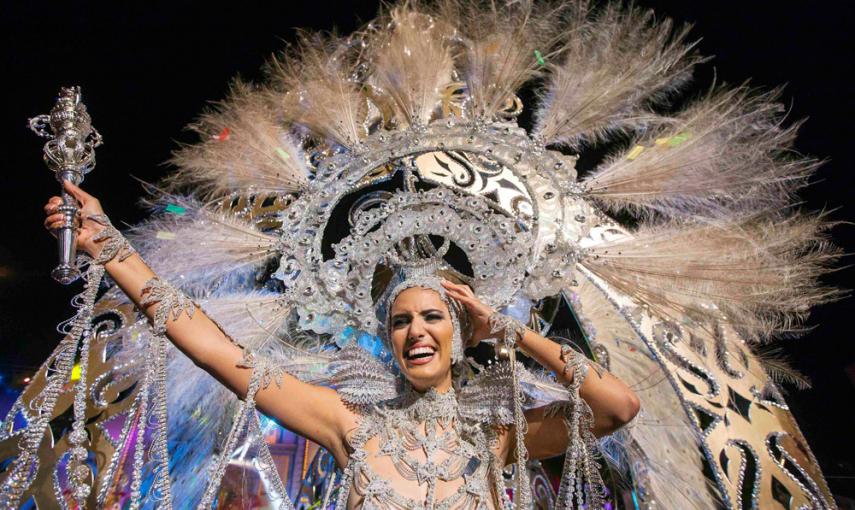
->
<box><xmin>488</xmin><ymin>312</ymin><xmax>526</xmax><ymax>349</ymax></box>
<box><xmin>555</xmin><ymin>344</ymin><xmax>605</xmax><ymax>510</ymax></box>
<box><xmin>87</xmin><ymin>213</ymin><xmax>136</xmax><ymax>265</ymax></box>
<box><xmin>140</xmin><ymin>277</ymin><xmax>197</xmax><ymax>336</ymax></box>
<box><xmin>335</xmin><ymin>386</ymin><xmax>509</xmax><ymax>510</ymax></box>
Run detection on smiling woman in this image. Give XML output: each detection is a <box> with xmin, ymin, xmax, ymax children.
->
<box><xmin>39</xmin><ymin>177</ymin><xmax>639</xmax><ymax>508</ymax></box>
<box><xmin>3</xmin><ymin>0</ymin><xmax>847</xmax><ymax>509</ymax></box>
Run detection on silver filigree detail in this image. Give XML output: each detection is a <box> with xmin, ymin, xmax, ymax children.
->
<box><xmin>87</xmin><ymin>214</ymin><xmax>136</xmax><ymax>265</ymax></box>
<box><xmin>140</xmin><ymin>277</ymin><xmax>196</xmax><ymax>335</ymax></box>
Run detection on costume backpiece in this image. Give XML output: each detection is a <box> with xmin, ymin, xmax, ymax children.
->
<box><xmin>0</xmin><ymin>1</ymin><xmax>840</xmax><ymax>509</ymax></box>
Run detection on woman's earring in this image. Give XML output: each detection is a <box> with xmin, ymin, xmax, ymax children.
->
<box><xmin>451</xmin><ymin>316</ymin><xmax>464</xmax><ymax>363</ymax></box>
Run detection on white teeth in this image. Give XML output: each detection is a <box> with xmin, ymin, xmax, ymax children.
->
<box><xmin>407</xmin><ymin>346</ymin><xmax>436</xmax><ymax>358</ymax></box>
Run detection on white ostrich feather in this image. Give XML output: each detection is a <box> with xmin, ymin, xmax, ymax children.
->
<box><xmin>579</xmin><ymin>212</ymin><xmax>840</xmax><ymax>340</ymax></box>
<box><xmin>367</xmin><ymin>5</ymin><xmax>455</xmax><ymax>126</ymax></box>
<box><xmin>167</xmin><ymin>80</ymin><xmax>308</xmax><ymax>199</ymax></box>
<box><xmin>128</xmin><ymin>195</ymin><xmax>280</xmax><ymax>294</ymax></box>
<box><xmin>583</xmin><ymin>85</ymin><xmax>819</xmax><ymax>219</ymax></box>
<box><xmin>267</xmin><ymin>32</ymin><xmax>369</xmax><ymax>148</ymax></box>
<box><xmin>198</xmin><ymin>291</ymin><xmax>291</xmax><ymax>350</ymax></box>
<box><xmin>440</xmin><ymin>0</ymin><xmax>565</xmax><ymax>119</ymax></box>
<box><xmin>534</xmin><ymin>3</ymin><xmax>704</xmax><ymax>149</ymax></box>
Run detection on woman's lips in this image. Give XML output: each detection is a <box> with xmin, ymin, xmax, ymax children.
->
<box><xmin>406</xmin><ymin>352</ymin><xmax>435</xmax><ymax>366</ymax></box>
<box><xmin>405</xmin><ymin>344</ymin><xmax>437</xmax><ymax>366</ymax></box>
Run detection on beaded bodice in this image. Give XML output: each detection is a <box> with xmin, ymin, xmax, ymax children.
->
<box><xmin>336</xmin><ymin>388</ymin><xmax>509</xmax><ymax>510</ymax></box>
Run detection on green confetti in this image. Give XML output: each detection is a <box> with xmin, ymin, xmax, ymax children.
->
<box><xmin>668</xmin><ymin>132</ymin><xmax>690</xmax><ymax>147</ymax></box>
<box><xmin>534</xmin><ymin>49</ymin><xmax>545</xmax><ymax>66</ymax></box>
<box><xmin>275</xmin><ymin>147</ymin><xmax>290</xmax><ymax>162</ymax></box>
<box><xmin>165</xmin><ymin>203</ymin><xmax>186</xmax><ymax>215</ymax></box>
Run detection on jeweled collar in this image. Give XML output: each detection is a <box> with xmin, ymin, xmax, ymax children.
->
<box><xmin>396</xmin><ymin>386</ymin><xmax>459</xmax><ymax>422</ymax></box>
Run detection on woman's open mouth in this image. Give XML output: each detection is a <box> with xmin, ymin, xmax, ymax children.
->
<box><xmin>405</xmin><ymin>345</ymin><xmax>436</xmax><ymax>365</ymax></box>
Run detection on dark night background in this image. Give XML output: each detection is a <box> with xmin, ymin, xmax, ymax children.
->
<box><xmin>1</xmin><ymin>0</ymin><xmax>853</xmax><ymax>502</ymax></box>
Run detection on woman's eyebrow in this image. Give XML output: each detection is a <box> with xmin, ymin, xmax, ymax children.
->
<box><xmin>420</xmin><ymin>309</ymin><xmax>444</xmax><ymax>315</ymax></box>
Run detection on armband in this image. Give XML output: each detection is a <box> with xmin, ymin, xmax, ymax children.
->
<box><xmin>140</xmin><ymin>277</ymin><xmax>196</xmax><ymax>335</ymax></box>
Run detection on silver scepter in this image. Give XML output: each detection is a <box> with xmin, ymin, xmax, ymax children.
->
<box><xmin>29</xmin><ymin>86</ymin><xmax>103</xmax><ymax>284</ymax></box>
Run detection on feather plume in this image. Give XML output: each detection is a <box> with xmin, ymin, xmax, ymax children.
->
<box><xmin>579</xmin><ymin>213</ymin><xmax>840</xmax><ymax>340</ymax></box>
<box><xmin>439</xmin><ymin>0</ymin><xmax>565</xmax><ymax>119</ymax></box>
<box><xmin>519</xmin><ymin>365</ymin><xmax>570</xmax><ymax>405</ymax></box>
<box><xmin>198</xmin><ymin>291</ymin><xmax>291</xmax><ymax>350</ymax></box>
<box><xmin>367</xmin><ymin>6</ymin><xmax>455</xmax><ymax>126</ymax></box>
<box><xmin>583</xmin><ymin>85</ymin><xmax>819</xmax><ymax>219</ymax></box>
<box><xmin>127</xmin><ymin>194</ymin><xmax>280</xmax><ymax>293</ymax></box>
<box><xmin>166</xmin><ymin>80</ymin><xmax>308</xmax><ymax>199</ymax></box>
<box><xmin>534</xmin><ymin>4</ymin><xmax>704</xmax><ymax>149</ymax></box>
<box><xmin>267</xmin><ymin>32</ymin><xmax>369</xmax><ymax>147</ymax></box>
<box><xmin>753</xmin><ymin>346</ymin><xmax>812</xmax><ymax>390</ymax></box>
<box><xmin>164</xmin><ymin>348</ymin><xmax>239</xmax><ymax>503</ymax></box>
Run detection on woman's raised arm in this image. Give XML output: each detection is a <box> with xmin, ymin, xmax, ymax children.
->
<box><xmin>44</xmin><ymin>180</ymin><xmax>355</xmax><ymax>466</ymax></box>
<box><xmin>440</xmin><ymin>279</ymin><xmax>640</xmax><ymax>461</ymax></box>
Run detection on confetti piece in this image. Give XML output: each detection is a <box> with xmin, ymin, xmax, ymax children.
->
<box><xmin>156</xmin><ymin>231</ymin><xmax>176</xmax><ymax>240</ymax></box>
<box><xmin>655</xmin><ymin>132</ymin><xmax>690</xmax><ymax>147</ymax></box>
<box><xmin>70</xmin><ymin>363</ymin><xmax>81</xmax><ymax>382</ymax></box>
<box><xmin>213</xmin><ymin>127</ymin><xmax>230</xmax><ymax>142</ymax></box>
<box><xmin>275</xmin><ymin>147</ymin><xmax>290</xmax><ymax>162</ymax></box>
<box><xmin>668</xmin><ymin>132</ymin><xmax>690</xmax><ymax>146</ymax></box>
<box><xmin>534</xmin><ymin>49</ymin><xmax>546</xmax><ymax>66</ymax></box>
<box><xmin>626</xmin><ymin>145</ymin><xmax>645</xmax><ymax>160</ymax></box>
<box><xmin>165</xmin><ymin>204</ymin><xmax>186</xmax><ymax>215</ymax></box>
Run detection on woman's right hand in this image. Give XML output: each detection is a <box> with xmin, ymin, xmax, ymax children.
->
<box><xmin>43</xmin><ymin>180</ymin><xmax>109</xmax><ymax>258</ymax></box>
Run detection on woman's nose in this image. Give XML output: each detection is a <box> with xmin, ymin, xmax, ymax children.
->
<box><xmin>407</xmin><ymin>317</ymin><xmax>427</xmax><ymax>340</ymax></box>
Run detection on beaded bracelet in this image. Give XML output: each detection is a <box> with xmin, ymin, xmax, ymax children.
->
<box><xmin>487</xmin><ymin>312</ymin><xmax>526</xmax><ymax>348</ymax></box>
<box><xmin>86</xmin><ymin>214</ymin><xmax>136</xmax><ymax>265</ymax></box>
<box><xmin>560</xmin><ymin>344</ymin><xmax>590</xmax><ymax>387</ymax></box>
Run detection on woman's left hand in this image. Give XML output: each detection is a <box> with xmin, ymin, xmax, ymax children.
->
<box><xmin>441</xmin><ymin>280</ymin><xmax>496</xmax><ymax>347</ymax></box>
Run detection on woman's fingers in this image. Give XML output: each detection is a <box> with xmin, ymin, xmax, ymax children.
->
<box><xmin>443</xmin><ymin>283</ymin><xmax>478</xmax><ymax>304</ymax></box>
<box><xmin>62</xmin><ymin>179</ymin><xmax>95</xmax><ymax>205</ymax></box>
<box><xmin>44</xmin><ymin>212</ymin><xmax>81</xmax><ymax>231</ymax></box>
<box><xmin>44</xmin><ymin>212</ymin><xmax>63</xmax><ymax>226</ymax></box>
<box><xmin>440</xmin><ymin>280</ymin><xmax>467</xmax><ymax>294</ymax></box>
<box><xmin>43</xmin><ymin>197</ymin><xmax>63</xmax><ymax>214</ymax></box>
<box><xmin>442</xmin><ymin>280</ymin><xmax>476</xmax><ymax>298</ymax></box>
<box><xmin>443</xmin><ymin>285</ymin><xmax>470</xmax><ymax>301</ymax></box>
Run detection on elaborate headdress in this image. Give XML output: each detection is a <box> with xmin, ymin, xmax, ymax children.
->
<box><xmin>2</xmin><ymin>1</ymin><xmax>839</xmax><ymax>509</ymax></box>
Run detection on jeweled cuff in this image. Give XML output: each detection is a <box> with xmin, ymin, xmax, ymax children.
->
<box><xmin>140</xmin><ymin>277</ymin><xmax>196</xmax><ymax>335</ymax></box>
<box><xmin>487</xmin><ymin>312</ymin><xmax>526</xmax><ymax>348</ymax></box>
<box><xmin>87</xmin><ymin>214</ymin><xmax>136</xmax><ymax>265</ymax></box>
<box><xmin>560</xmin><ymin>344</ymin><xmax>590</xmax><ymax>387</ymax></box>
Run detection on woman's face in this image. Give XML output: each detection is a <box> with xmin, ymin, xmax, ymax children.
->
<box><xmin>389</xmin><ymin>287</ymin><xmax>455</xmax><ymax>393</ymax></box>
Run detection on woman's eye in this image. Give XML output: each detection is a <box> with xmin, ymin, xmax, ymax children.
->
<box><xmin>392</xmin><ymin>318</ymin><xmax>409</xmax><ymax>328</ymax></box>
<box><xmin>426</xmin><ymin>314</ymin><xmax>443</xmax><ymax>322</ymax></box>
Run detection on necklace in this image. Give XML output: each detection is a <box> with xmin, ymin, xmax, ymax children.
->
<box><xmin>337</xmin><ymin>387</ymin><xmax>508</xmax><ymax>510</ymax></box>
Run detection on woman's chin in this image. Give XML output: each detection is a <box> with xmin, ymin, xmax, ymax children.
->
<box><xmin>402</xmin><ymin>354</ymin><xmax>450</xmax><ymax>389</ymax></box>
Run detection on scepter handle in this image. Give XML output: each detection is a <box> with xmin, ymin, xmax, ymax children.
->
<box><xmin>53</xmin><ymin>170</ymin><xmax>83</xmax><ymax>284</ymax></box>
